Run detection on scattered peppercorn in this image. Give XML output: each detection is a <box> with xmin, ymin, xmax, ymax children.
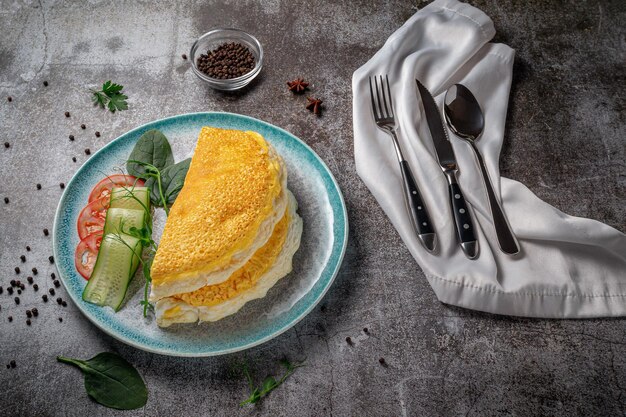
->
<box><xmin>20</xmin><ymin>255</ymin><xmax>26</xmax><ymax>262</ymax></box>
<box><xmin>363</xmin><ymin>328</ymin><xmax>369</xmax><ymax>334</ymax></box>
<box><xmin>36</xmin><ymin>183</ymin><xmax>42</xmax><ymax>190</ymax></box>
<box><xmin>31</xmin><ymin>308</ymin><xmax>38</xmax><ymax>317</ymax></box>
<box><xmin>14</xmin><ymin>297</ymin><xmax>20</xmax><ymax>305</ymax></box>
<box><xmin>62</xmin><ymin>301</ymin><xmax>67</xmax><ymax>307</ymax></box>
<box><xmin>42</xmin><ymin>294</ymin><xmax>48</xmax><ymax>302</ymax></box>
<box><xmin>51</xmin><ymin>273</ymin><xmax>56</xmax><ymax>279</ymax></box>
<box><xmin>48</xmin><ymin>256</ymin><xmax>54</xmax><ymax>264</ymax></box>
<box><xmin>4</xmin><ymin>142</ymin><xmax>9</xmax><ymax>148</ymax></box>
<box><xmin>26</xmin><ymin>310</ymin><xmax>32</xmax><ymax>318</ymax></box>
<box><xmin>32</xmin><ymin>267</ymin><xmax>38</xmax><ymax>275</ymax></box>
<box><xmin>43</xmin><ymin>228</ymin><xmax>49</xmax><ymax>236</ymax></box>
<box><xmin>10</xmin><ymin>360</ymin><xmax>16</xmax><ymax>368</ymax></box>
<box><xmin>33</xmin><ymin>284</ymin><xmax>39</xmax><ymax>291</ymax></box>
<box><xmin>48</xmin><ymin>288</ymin><xmax>55</xmax><ymax>296</ymax></box>
<box><xmin>26</xmin><ymin>319</ymin><xmax>31</xmax><ymax>326</ymax></box>
<box><xmin>196</xmin><ymin>42</ymin><xmax>256</xmax><ymax>79</ymax></box>
<box><xmin>0</xmin><ymin>287</ymin><xmax>3</xmax><ymax>294</ymax></box>
<box><xmin>7</xmin><ymin>287</ymin><xmax>13</xmax><ymax>295</ymax></box>
<box><xmin>182</xmin><ymin>53</ymin><xmax>188</xmax><ymax>60</ymax></box>
<box><xmin>26</xmin><ymin>246</ymin><xmax>31</xmax><ymax>251</ymax></box>
<box><xmin>20</xmin><ymin>283</ymin><xmax>25</xmax><ymax>290</ymax></box>
<box><xmin>58</xmin><ymin>317</ymin><xmax>63</xmax><ymax>322</ymax></box>
<box><xmin>14</xmin><ymin>267</ymin><xmax>20</xmax><ymax>274</ymax></box>
<box><xmin>54</xmin><ymin>280</ymin><xmax>60</xmax><ymax>288</ymax></box>
<box><xmin>56</xmin><ymin>297</ymin><xmax>62</xmax><ymax>304</ymax></box>
<box><xmin>72</xmin><ymin>157</ymin><xmax>77</xmax><ymax>162</ymax></box>
<box><xmin>60</xmin><ymin>183</ymin><xmax>65</xmax><ymax>189</ymax></box>
<box><xmin>4</xmin><ymin>197</ymin><xmax>9</xmax><ymax>204</ymax></box>
<box><xmin>80</xmin><ymin>124</ymin><xmax>86</xmax><ymax>129</ymax></box>
<box><xmin>17</xmin><ymin>290</ymin><xmax>21</xmax><ymax>295</ymax></box>
<box><xmin>378</xmin><ymin>357</ymin><xmax>387</xmax><ymax>366</ymax></box>
<box><xmin>43</xmin><ymin>81</ymin><xmax>49</xmax><ymax>87</ymax></box>
<box><xmin>10</xmin><ymin>280</ymin><xmax>16</xmax><ymax>287</ymax></box>
<box><xmin>65</xmin><ymin>111</ymin><xmax>70</xmax><ymax>117</ymax></box>
<box><xmin>7</xmin><ymin>96</ymin><xmax>12</xmax><ymax>102</ymax></box>
<box><xmin>69</xmin><ymin>134</ymin><xmax>75</xmax><ymax>141</ymax></box>
<box><xmin>85</xmin><ymin>148</ymin><xmax>91</xmax><ymax>155</ymax></box>
<box><xmin>95</xmin><ymin>131</ymin><xmax>100</xmax><ymax>137</ymax></box>
<box><xmin>27</xmin><ymin>277</ymin><xmax>33</xmax><ymax>284</ymax></box>
<box><xmin>346</xmin><ymin>336</ymin><xmax>353</xmax><ymax>345</ymax></box>
<box><xmin>8</xmin><ymin>316</ymin><xmax>13</xmax><ymax>322</ymax></box>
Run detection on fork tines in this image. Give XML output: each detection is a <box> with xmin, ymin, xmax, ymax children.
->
<box><xmin>369</xmin><ymin>75</ymin><xmax>394</xmax><ymax>122</ymax></box>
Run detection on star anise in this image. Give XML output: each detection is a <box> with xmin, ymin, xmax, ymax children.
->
<box><xmin>287</xmin><ymin>78</ymin><xmax>309</xmax><ymax>94</ymax></box>
<box><xmin>306</xmin><ymin>97</ymin><xmax>323</xmax><ymax>116</ymax></box>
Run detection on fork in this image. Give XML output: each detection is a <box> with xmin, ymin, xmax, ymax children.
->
<box><xmin>368</xmin><ymin>75</ymin><xmax>436</xmax><ymax>251</ymax></box>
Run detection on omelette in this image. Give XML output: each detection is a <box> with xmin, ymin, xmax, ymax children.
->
<box><xmin>150</xmin><ymin>127</ymin><xmax>302</xmax><ymax>327</ymax></box>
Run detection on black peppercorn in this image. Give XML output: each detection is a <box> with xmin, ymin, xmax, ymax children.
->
<box><xmin>58</xmin><ymin>317</ymin><xmax>63</xmax><ymax>322</ymax></box>
<box><xmin>51</xmin><ymin>273</ymin><xmax>56</xmax><ymax>279</ymax></box>
<box><xmin>85</xmin><ymin>148</ymin><xmax>91</xmax><ymax>155</ymax></box>
<box><xmin>8</xmin><ymin>316</ymin><xmax>13</xmax><ymax>322</ymax></box>
<box><xmin>60</xmin><ymin>183</ymin><xmax>65</xmax><ymax>189</ymax></box>
<box><xmin>7</xmin><ymin>96</ymin><xmax>12</xmax><ymax>102</ymax></box>
<box><xmin>32</xmin><ymin>308</ymin><xmax>38</xmax><ymax>317</ymax></box>
<box><xmin>54</xmin><ymin>280</ymin><xmax>60</xmax><ymax>288</ymax></box>
<box><xmin>363</xmin><ymin>328</ymin><xmax>369</xmax><ymax>333</ymax></box>
<box><xmin>72</xmin><ymin>156</ymin><xmax>77</xmax><ymax>162</ymax></box>
<box><xmin>56</xmin><ymin>297</ymin><xmax>62</xmax><ymax>304</ymax></box>
<box><xmin>7</xmin><ymin>287</ymin><xmax>13</xmax><ymax>295</ymax></box>
<box><xmin>65</xmin><ymin>111</ymin><xmax>70</xmax><ymax>117</ymax></box>
<box><xmin>14</xmin><ymin>267</ymin><xmax>20</xmax><ymax>274</ymax></box>
<box><xmin>4</xmin><ymin>197</ymin><xmax>8</xmax><ymax>204</ymax></box>
<box><xmin>26</xmin><ymin>310</ymin><xmax>32</xmax><ymax>318</ymax></box>
<box><xmin>26</xmin><ymin>246</ymin><xmax>31</xmax><ymax>251</ymax></box>
<box><xmin>4</xmin><ymin>142</ymin><xmax>9</xmax><ymax>148</ymax></box>
<box><xmin>10</xmin><ymin>280</ymin><xmax>16</xmax><ymax>286</ymax></box>
<box><xmin>62</xmin><ymin>301</ymin><xmax>67</xmax><ymax>307</ymax></box>
<box><xmin>182</xmin><ymin>53</ymin><xmax>187</xmax><ymax>60</ymax></box>
<box><xmin>20</xmin><ymin>255</ymin><xmax>26</xmax><ymax>262</ymax></box>
<box><xmin>27</xmin><ymin>276</ymin><xmax>33</xmax><ymax>284</ymax></box>
<box><xmin>69</xmin><ymin>134</ymin><xmax>75</xmax><ymax>141</ymax></box>
<box><xmin>346</xmin><ymin>336</ymin><xmax>353</xmax><ymax>345</ymax></box>
<box><xmin>49</xmin><ymin>288</ymin><xmax>55</xmax><ymax>296</ymax></box>
<box><xmin>26</xmin><ymin>319</ymin><xmax>31</xmax><ymax>326</ymax></box>
<box><xmin>36</xmin><ymin>183</ymin><xmax>42</xmax><ymax>190</ymax></box>
<box><xmin>10</xmin><ymin>360</ymin><xmax>16</xmax><ymax>368</ymax></box>
<box><xmin>43</xmin><ymin>228</ymin><xmax>49</xmax><ymax>236</ymax></box>
<box><xmin>95</xmin><ymin>131</ymin><xmax>100</xmax><ymax>137</ymax></box>
<box><xmin>32</xmin><ymin>267</ymin><xmax>38</xmax><ymax>275</ymax></box>
<box><xmin>0</xmin><ymin>287</ymin><xmax>2</xmax><ymax>294</ymax></box>
<box><xmin>49</xmin><ymin>256</ymin><xmax>54</xmax><ymax>264</ymax></box>
<box><xmin>17</xmin><ymin>289</ymin><xmax>21</xmax><ymax>295</ymax></box>
<box><xmin>33</xmin><ymin>284</ymin><xmax>39</xmax><ymax>291</ymax></box>
<box><xmin>42</xmin><ymin>294</ymin><xmax>48</xmax><ymax>302</ymax></box>
<box><xmin>43</xmin><ymin>81</ymin><xmax>49</xmax><ymax>87</ymax></box>
<box><xmin>378</xmin><ymin>357</ymin><xmax>387</xmax><ymax>366</ymax></box>
<box><xmin>80</xmin><ymin>124</ymin><xmax>86</xmax><ymax>129</ymax></box>
<box><xmin>14</xmin><ymin>297</ymin><xmax>20</xmax><ymax>304</ymax></box>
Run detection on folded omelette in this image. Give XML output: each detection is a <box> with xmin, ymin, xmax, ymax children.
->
<box><xmin>150</xmin><ymin>127</ymin><xmax>302</xmax><ymax>327</ymax></box>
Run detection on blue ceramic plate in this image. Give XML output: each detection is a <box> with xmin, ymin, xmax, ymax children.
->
<box><xmin>53</xmin><ymin>112</ymin><xmax>348</xmax><ymax>357</ymax></box>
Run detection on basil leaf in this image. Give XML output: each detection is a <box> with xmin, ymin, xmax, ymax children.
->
<box><xmin>127</xmin><ymin>129</ymin><xmax>175</xmax><ymax>178</ymax></box>
<box><xmin>145</xmin><ymin>158</ymin><xmax>191</xmax><ymax>206</ymax></box>
<box><xmin>57</xmin><ymin>352</ymin><xmax>148</xmax><ymax>410</ymax></box>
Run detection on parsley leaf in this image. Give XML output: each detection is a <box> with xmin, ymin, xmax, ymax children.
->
<box><xmin>91</xmin><ymin>81</ymin><xmax>129</xmax><ymax>113</ymax></box>
<box><xmin>239</xmin><ymin>358</ymin><xmax>305</xmax><ymax>406</ymax></box>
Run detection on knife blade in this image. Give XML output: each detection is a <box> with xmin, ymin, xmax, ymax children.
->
<box><xmin>415</xmin><ymin>79</ymin><xmax>479</xmax><ymax>259</ymax></box>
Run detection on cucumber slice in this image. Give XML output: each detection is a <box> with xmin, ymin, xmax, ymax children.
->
<box><xmin>109</xmin><ymin>186</ymin><xmax>150</xmax><ymax>211</ymax></box>
<box><xmin>103</xmin><ymin>208</ymin><xmax>147</xmax><ymax>236</ymax></box>
<box><xmin>82</xmin><ymin>233</ymin><xmax>142</xmax><ymax>311</ymax></box>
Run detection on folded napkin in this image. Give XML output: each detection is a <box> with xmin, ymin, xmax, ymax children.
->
<box><xmin>352</xmin><ymin>0</ymin><xmax>626</xmax><ymax>318</ymax></box>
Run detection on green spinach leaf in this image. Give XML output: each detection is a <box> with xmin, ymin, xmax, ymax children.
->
<box><xmin>145</xmin><ymin>158</ymin><xmax>191</xmax><ymax>206</ymax></box>
<box><xmin>127</xmin><ymin>129</ymin><xmax>175</xmax><ymax>178</ymax></box>
<box><xmin>57</xmin><ymin>352</ymin><xmax>148</xmax><ymax>410</ymax></box>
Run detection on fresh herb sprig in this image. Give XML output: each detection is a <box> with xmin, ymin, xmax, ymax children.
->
<box><xmin>91</xmin><ymin>81</ymin><xmax>129</xmax><ymax>113</ymax></box>
<box><xmin>239</xmin><ymin>358</ymin><xmax>305</xmax><ymax>406</ymax></box>
<box><xmin>57</xmin><ymin>352</ymin><xmax>147</xmax><ymax>410</ymax></box>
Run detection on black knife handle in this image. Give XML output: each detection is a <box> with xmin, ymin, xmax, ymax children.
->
<box><xmin>399</xmin><ymin>160</ymin><xmax>436</xmax><ymax>251</ymax></box>
<box><xmin>446</xmin><ymin>172</ymin><xmax>479</xmax><ymax>259</ymax></box>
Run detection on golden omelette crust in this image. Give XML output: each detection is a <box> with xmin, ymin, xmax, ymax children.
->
<box><xmin>150</xmin><ymin>127</ymin><xmax>282</xmax><ymax>284</ymax></box>
<box><xmin>173</xmin><ymin>208</ymin><xmax>290</xmax><ymax>307</ymax></box>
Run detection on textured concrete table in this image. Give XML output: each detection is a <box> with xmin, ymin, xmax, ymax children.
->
<box><xmin>1</xmin><ymin>1</ymin><xmax>625</xmax><ymax>416</ymax></box>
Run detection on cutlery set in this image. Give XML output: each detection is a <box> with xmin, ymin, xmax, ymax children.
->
<box><xmin>368</xmin><ymin>75</ymin><xmax>520</xmax><ymax>259</ymax></box>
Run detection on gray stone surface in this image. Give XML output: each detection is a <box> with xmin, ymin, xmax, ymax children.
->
<box><xmin>1</xmin><ymin>0</ymin><xmax>625</xmax><ymax>416</ymax></box>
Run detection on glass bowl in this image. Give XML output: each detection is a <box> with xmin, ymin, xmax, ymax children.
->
<box><xmin>190</xmin><ymin>28</ymin><xmax>263</xmax><ymax>91</ymax></box>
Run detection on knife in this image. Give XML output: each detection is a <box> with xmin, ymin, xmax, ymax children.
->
<box><xmin>415</xmin><ymin>79</ymin><xmax>479</xmax><ymax>259</ymax></box>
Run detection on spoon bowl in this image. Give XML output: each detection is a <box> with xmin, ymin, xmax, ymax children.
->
<box><xmin>444</xmin><ymin>84</ymin><xmax>520</xmax><ymax>255</ymax></box>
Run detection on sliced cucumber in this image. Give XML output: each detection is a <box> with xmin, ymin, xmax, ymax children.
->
<box><xmin>109</xmin><ymin>186</ymin><xmax>150</xmax><ymax>211</ymax></box>
<box><xmin>82</xmin><ymin>233</ymin><xmax>142</xmax><ymax>311</ymax></box>
<box><xmin>103</xmin><ymin>208</ymin><xmax>147</xmax><ymax>236</ymax></box>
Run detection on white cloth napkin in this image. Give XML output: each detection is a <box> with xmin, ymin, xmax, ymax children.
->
<box><xmin>352</xmin><ymin>0</ymin><xmax>626</xmax><ymax>318</ymax></box>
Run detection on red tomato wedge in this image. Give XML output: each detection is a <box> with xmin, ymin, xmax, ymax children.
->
<box><xmin>87</xmin><ymin>174</ymin><xmax>145</xmax><ymax>203</ymax></box>
<box><xmin>75</xmin><ymin>233</ymin><xmax>103</xmax><ymax>280</ymax></box>
<box><xmin>77</xmin><ymin>197</ymin><xmax>109</xmax><ymax>240</ymax></box>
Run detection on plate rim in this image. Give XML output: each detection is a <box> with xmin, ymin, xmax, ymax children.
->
<box><xmin>52</xmin><ymin>111</ymin><xmax>348</xmax><ymax>357</ymax></box>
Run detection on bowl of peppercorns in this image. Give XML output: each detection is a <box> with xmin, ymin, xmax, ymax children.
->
<box><xmin>190</xmin><ymin>28</ymin><xmax>263</xmax><ymax>91</ymax></box>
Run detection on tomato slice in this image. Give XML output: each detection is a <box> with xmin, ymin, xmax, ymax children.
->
<box><xmin>87</xmin><ymin>174</ymin><xmax>145</xmax><ymax>203</ymax></box>
<box><xmin>75</xmin><ymin>233</ymin><xmax>102</xmax><ymax>280</ymax></box>
<box><xmin>77</xmin><ymin>197</ymin><xmax>109</xmax><ymax>240</ymax></box>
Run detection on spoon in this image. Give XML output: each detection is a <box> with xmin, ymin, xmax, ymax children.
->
<box><xmin>444</xmin><ymin>84</ymin><xmax>520</xmax><ymax>255</ymax></box>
